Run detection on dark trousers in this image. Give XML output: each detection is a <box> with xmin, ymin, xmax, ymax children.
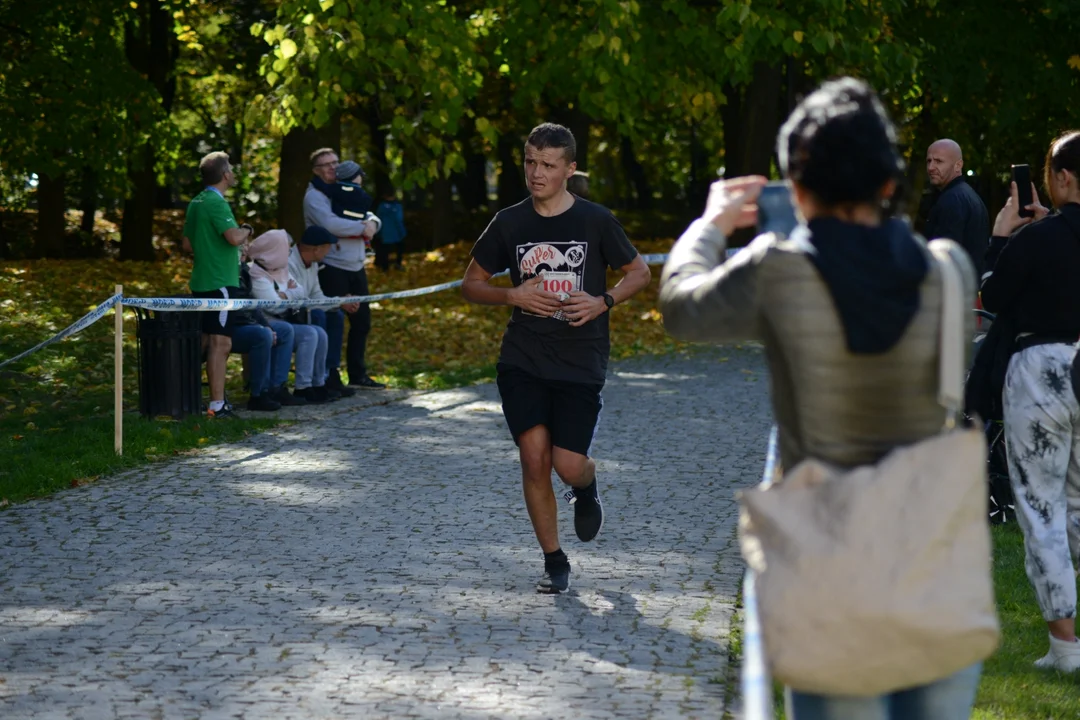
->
<box><xmin>373</xmin><ymin>236</ymin><xmax>404</xmax><ymax>271</ymax></box>
<box><xmin>318</xmin><ymin>264</ymin><xmax>371</xmax><ymax>380</ymax></box>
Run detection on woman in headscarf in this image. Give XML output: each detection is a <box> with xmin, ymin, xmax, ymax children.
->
<box><xmin>247</xmin><ymin>229</ymin><xmax>335</xmax><ymax>404</ymax></box>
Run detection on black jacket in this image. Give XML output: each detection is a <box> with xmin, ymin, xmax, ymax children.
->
<box><xmin>981</xmin><ymin>203</ymin><xmax>1080</xmax><ymax>338</ymax></box>
<box><xmin>924</xmin><ymin>177</ymin><xmax>990</xmax><ymax>279</ymax></box>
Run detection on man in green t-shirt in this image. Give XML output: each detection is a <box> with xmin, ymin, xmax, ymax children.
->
<box><xmin>181</xmin><ymin>151</ymin><xmax>253</xmax><ymax>418</ymax></box>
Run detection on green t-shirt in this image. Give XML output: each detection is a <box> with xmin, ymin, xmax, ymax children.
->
<box><xmin>184</xmin><ymin>188</ymin><xmax>240</xmax><ymax>291</ymax></box>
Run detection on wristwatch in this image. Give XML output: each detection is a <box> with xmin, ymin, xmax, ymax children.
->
<box><xmin>602</xmin><ymin>292</ymin><xmax>615</xmax><ymax>310</ymax></box>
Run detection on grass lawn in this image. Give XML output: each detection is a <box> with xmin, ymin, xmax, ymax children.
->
<box><xmin>0</xmin><ymin>238</ymin><xmax>685</xmax><ymax>504</ymax></box>
<box><xmin>757</xmin><ymin>522</ymin><xmax>1080</xmax><ymax>719</ymax></box>
<box><xmin>973</xmin><ymin>522</ymin><xmax>1080</xmax><ymax>719</ymax></box>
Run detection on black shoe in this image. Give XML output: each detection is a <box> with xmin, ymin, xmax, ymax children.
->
<box><xmin>295</xmin><ymin>386</ymin><xmax>330</xmax><ymax>404</ymax></box>
<box><xmin>207</xmin><ymin>402</ymin><xmax>236</xmax><ymax>419</ymax></box>
<box><xmin>246</xmin><ymin>393</ymin><xmax>282</xmax><ymax>412</ymax></box>
<box><xmin>324</xmin><ymin>384</ymin><xmax>342</xmax><ymax>402</ymax></box>
<box><xmin>565</xmin><ymin>480</ymin><xmax>604</xmax><ymax>542</ymax></box>
<box><xmin>326</xmin><ymin>369</ymin><xmax>356</xmax><ymax>398</ymax></box>
<box><xmin>349</xmin><ymin>375</ymin><xmax>387</xmax><ymax>390</ymax></box>
<box><xmin>271</xmin><ymin>385</ymin><xmax>307</xmax><ymax>406</ymax></box>
<box><xmin>537</xmin><ymin>565</ymin><xmax>571</xmax><ymax>594</ymax></box>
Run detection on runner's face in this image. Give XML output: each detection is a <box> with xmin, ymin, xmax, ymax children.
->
<box><xmin>524</xmin><ymin>144</ymin><xmax>576</xmax><ymax>202</ymax></box>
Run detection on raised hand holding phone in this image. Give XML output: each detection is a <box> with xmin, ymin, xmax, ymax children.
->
<box><xmin>992</xmin><ymin>179</ymin><xmax>1049</xmax><ymax>237</ymax></box>
<box><xmin>1011</xmin><ymin>165</ymin><xmax>1034</xmax><ymax>218</ymax></box>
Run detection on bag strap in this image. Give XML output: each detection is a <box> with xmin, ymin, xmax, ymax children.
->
<box><xmin>929</xmin><ymin>244</ymin><xmax>965</xmax><ymax>425</ymax></box>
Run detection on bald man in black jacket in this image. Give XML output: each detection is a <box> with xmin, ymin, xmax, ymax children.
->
<box><xmin>925</xmin><ymin>139</ymin><xmax>990</xmax><ymax>278</ymax></box>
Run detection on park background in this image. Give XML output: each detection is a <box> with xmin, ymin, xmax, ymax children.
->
<box><xmin>2</xmin><ymin>3</ymin><xmax>1080</xmax><ymax>715</ymax></box>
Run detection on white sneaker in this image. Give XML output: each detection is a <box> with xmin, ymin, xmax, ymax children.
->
<box><xmin>1034</xmin><ymin>634</ymin><xmax>1080</xmax><ymax>672</ymax></box>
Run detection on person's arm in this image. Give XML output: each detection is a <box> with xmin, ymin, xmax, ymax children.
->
<box><xmin>980</xmin><ymin>181</ymin><xmax>1048</xmax><ymax>312</ymax></box>
<box><xmin>363</xmin><ymin>212</ymin><xmax>382</xmax><ymax>235</ymax></box>
<box><xmin>249</xmin><ymin>276</ymin><xmax>281</xmax><ymax>302</ymax></box>
<box><xmin>659</xmin><ymin>176</ymin><xmax>768</xmax><ymax>343</ymax></box>
<box><xmin>560</xmin><ymin>254</ymin><xmax>651</xmax><ymax>328</ymax></box>
<box><xmin>223</xmin><ymin>226</ymin><xmax>253</xmax><ymax>247</ymax></box>
<box><xmin>181</xmin><ymin>236</ymin><xmax>193</xmax><ymax>254</ymax></box>
<box><xmin>303</xmin><ymin>187</ymin><xmax>369</xmax><ymax>237</ymax></box>
<box><xmin>306</xmin><ymin>269</ymin><xmax>329</xmax><ymax>302</ymax></box>
<box><xmin>461</xmin><ymin>259</ymin><xmax>565</xmax><ymax>316</ymax></box>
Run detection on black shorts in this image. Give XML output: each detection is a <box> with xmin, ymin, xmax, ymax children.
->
<box><xmin>192</xmin><ymin>288</ymin><xmax>239</xmax><ymax>337</ymax></box>
<box><xmin>495</xmin><ymin>362</ymin><xmax>603</xmax><ymax>456</ymax></box>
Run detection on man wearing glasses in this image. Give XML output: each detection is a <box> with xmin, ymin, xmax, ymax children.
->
<box><xmin>303</xmin><ymin>148</ymin><xmax>385</xmax><ymax>390</ymax></box>
<box><xmin>181</xmin><ymin>151</ymin><xmax>253</xmax><ymax>418</ymax></box>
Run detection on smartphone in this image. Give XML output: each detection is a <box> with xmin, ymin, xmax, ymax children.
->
<box><xmin>1011</xmin><ymin>164</ymin><xmax>1034</xmax><ymax>218</ymax></box>
<box><xmin>756</xmin><ymin>181</ymin><xmax>799</xmax><ymax>237</ymax></box>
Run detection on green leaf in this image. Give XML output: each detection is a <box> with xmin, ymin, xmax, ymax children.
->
<box><xmin>280</xmin><ymin>38</ymin><xmax>298</xmax><ymax>60</ymax></box>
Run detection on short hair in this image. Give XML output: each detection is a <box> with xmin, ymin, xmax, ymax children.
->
<box><xmin>777</xmin><ymin>77</ymin><xmax>904</xmax><ymax>207</ymax></box>
<box><xmin>309</xmin><ymin>147</ymin><xmax>337</xmax><ymax>167</ymax></box>
<box><xmin>525</xmin><ymin>123</ymin><xmax>576</xmax><ymax>163</ymax></box>
<box><xmin>199</xmin><ymin>151</ymin><xmax>231</xmax><ymax>185</ymax></box>
<box><xmin>1044</xmin><ymin>131</ymin><xmax>1080</xmax><ymax>193</ymax></box>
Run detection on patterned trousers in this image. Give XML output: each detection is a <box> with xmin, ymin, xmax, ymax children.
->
<box><xmin>1003</xmin><ymin>343</ymin><xmax>1080</xmax><ymax>622</ymax></box>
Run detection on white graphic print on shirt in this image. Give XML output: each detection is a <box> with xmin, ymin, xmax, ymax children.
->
<box><xmin>517</xmin><ymin>241</ymin><xmax>587</xmax><ymax>321</ymax></box>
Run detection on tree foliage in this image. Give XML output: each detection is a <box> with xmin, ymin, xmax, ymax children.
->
<box><xmin>3</xmin><ymin>0</ymin><xmax>1080</xmax><ymax>258</ymax></box>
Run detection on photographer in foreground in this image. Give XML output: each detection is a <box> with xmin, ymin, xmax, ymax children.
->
<box><xmin>660</xmin><ymin>78</ymin><xmax>988</xmax><ymax>718</ymax></box>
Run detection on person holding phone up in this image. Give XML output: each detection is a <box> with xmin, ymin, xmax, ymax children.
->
<box><xmin>981</xmin><ymin>131</ymin><xmax>1080</xmax><ymax>673</ymax></box>
<box><xmin>660</xmin><ymin>77</ymin><xmax>985</xmax><ymax>718</ymax></box>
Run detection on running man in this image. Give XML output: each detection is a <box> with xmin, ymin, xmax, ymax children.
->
<box><xmin>461</xmin><ymin>122</ymin><xmax>652</xmax><ymax>593</ymax></box>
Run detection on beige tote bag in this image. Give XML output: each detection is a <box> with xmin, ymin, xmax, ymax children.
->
<box><xmin>738</xmin><ymin>245</ymin><xmax>1000</xmax><ymax>697</ymax></box>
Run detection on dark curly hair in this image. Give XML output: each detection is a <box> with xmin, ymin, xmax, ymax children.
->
<box><xmin>777</xmin><ymin>77</ymin><xmax>904</xmax><ymax>207</ymax></box>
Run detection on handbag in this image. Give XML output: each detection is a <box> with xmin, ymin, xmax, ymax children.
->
<box><xmin>737</xmin><ymin>244</ymin><xmax>1000</xmax><ymax>697</ymax></box>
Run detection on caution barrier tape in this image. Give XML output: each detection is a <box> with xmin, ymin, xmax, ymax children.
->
<box><xmin>2</xmin><ymin>249</ymin><xmax>752</xmax><ymax>368</ymax></box>
<box><xmin>0</xmin><ymin>294</ymin><xmax>122</xmax><ymax>370</ymax></box>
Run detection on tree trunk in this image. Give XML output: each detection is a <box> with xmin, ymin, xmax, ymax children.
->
<box><xmin>121</xmin><ymin>145</ymin><xmax>157</xmax><ymax>261</ymax></box>
<box><xmin>431</xmin><ymin>176</ymin><xmax>454</xmax><ymax>249</ymax></box>
<box><xmin>122</xmin><ymin>0</ymin><xmax>177</xmax><ymax>260</ymax></box>
<box><xmin>363</xmin><ymin>103</ymin><xmax>391</xmax><ymax>199</ymax></box>
<box><xmin>497</xmin><ymin>132</ymin><xmax>526</xmax><ymax>209</ymax></box>
<box><xmin>722</xmin><ymin>62</ymin><xmax>784</xmax><ymax>179</ymax></box>
<box><xmin>34</xmin><ymin>172</ymin><xmax>67</xmax><ymax>258</ymax></box>
<box><xmin>455</xmin><ymin>119</ymin><xmax>489</xmax><ymax>212</ymax></box>
<box><xmin>277</xmin><ymin>116</ymin><xmax>342</xmax><ymax>243</ymax></box>
<box><xmin>79</xmin><ymin>168</ymin><xmax>97</xmax><ymax>235</ymax></box>
<box><xmin>687</xmin><ymin>121</ymin><xmax>710</xmax><ymax>211</ymax></box>
<box><xmin>620</xmin><ymin>135</ymin><xmax>652</xmax><ymax>210</ymax></box>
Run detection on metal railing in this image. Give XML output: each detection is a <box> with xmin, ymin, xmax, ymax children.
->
<box><xmin>740</xmin><ymin>425</ymin><xmax>779</xmax><ymax>720</ymax></box>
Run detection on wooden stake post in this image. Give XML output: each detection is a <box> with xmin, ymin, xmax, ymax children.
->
<box><xmin>114</xmin><ymin>285</ymin><xmax>123</xmax><ymax>456</ymax></box>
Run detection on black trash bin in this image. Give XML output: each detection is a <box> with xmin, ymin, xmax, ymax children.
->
<box><xmin>135</xmin><ymin>308</ymin><xmax>202</xmax><ymax>419</ymax></box>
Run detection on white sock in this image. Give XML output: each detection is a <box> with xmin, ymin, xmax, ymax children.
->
<box><xmin>209</xmin><ymin>400</ymin><xmax>225</xmax><ymax>412</ymax></box>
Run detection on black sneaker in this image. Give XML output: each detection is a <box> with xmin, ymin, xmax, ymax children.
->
<box><xmin>207</xmin><ymin>403</ymin><xmax>236</xmax><ymax>419</ymax></box>
<box><xmin>295</xmin><ymin>386</ymin><xmax>330</xmax><ymax>404</ymax></box>
<box><xmin>246</xmin><ymin>393</ymin><xmax>282</xmax><ymax>412</ymax></box>
<box><xmin>271</xmin><ymin>385</ymin><xmax>307</xmax><ymax>406</ymax></box>
<box><xmin>349</xmin><ymin>375</ymin><xmax>387</xmax><ymax>390</ymax></box>
<box><xmin>326</xmin><ymin>369</ymin><xmax>356</xmax><ymax>398</ymax></box>
<box><xmin>565</xmin><ymin>480</ymin><xmax>604</xmax><ymax>542</ymax></box>
<box><xmin>536</xmin><ymin>565</ymin><xmax>571</xmax><ymax>594</ymax></box>
<box><xmin>323</xmin><ymin>384</ymin><xmax>342</xmax><ymax>402</ymax></box>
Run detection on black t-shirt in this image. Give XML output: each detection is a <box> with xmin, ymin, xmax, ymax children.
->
<box><xmin>471</xmin><ymin>196</ymin><xmax>639</xmax><ymax>384</ymax></box>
